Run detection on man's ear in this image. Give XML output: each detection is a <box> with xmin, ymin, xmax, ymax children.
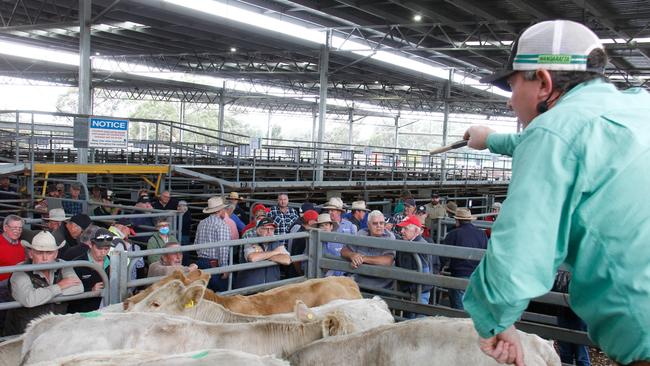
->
<box><xmin>535</xmin><ymin>69</ymin><xmax>555</xmax><ymax>102</ymax></box>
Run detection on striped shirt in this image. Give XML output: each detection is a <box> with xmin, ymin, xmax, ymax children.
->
<box><xmin>194</xmin><ymin>214</ymin><xmax>231</xmax><ymax>267</ymax></box>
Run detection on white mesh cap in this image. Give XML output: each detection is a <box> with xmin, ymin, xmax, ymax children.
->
<box><xmin>513</xmin><ymin>20</ymin><xmax>603</xmax><ymax>72</ymax></box>
<box><xmin>481</xmin><ymin>20</ymin><xmax>605</xmax><ymax>90</ymax></box>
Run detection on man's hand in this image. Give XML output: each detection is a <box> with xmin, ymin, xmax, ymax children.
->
<box><xmin>91</xmin><ymin>282</ymin><xmax>104</xmax><ymax>292</ymax></box>
<box><xmin>188</xmin><ymin>263</ymin><xmax>199</xmax><ymax>271</ymax></box>
<box><xmin>57</xmin><ymin>277</ymin><xmax>81</xmax><ymax>290</ymax></box>
<box><xmin>478</xmin><ymin>325</ymin><xmax>525</xmax><ymax>366</ymax></box>
<box><xmin>221</xmin><ymin>272</ymin><xmax>230</xmax><ymax>279</ymax></box>
<box><xmin>464</xmin><ymin>126</ymin><xmax>496</xmax><ymax>150</ymax></box>
<box><xmin>350</xmin><ymin>254</ymin><xmax>364</xmax><ymax>269</ymax></box>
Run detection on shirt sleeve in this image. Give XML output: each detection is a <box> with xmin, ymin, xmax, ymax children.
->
<box><xmin>217</xmin><ymin>223</ymin><xmax>231</xmax><ymax>267</ymax></box>
<box><xmin>10</xmin><ymin>271</ymin><xmax>62</xmax><ymax>307</ymax></box>
<box><xmin>59</xmin><ymin>266</ymin><xmax>84</xmax><ymax>296</ymax></box>
<box><xmin>464</xmin><ymin>127</ymin><xmax>578</xmax><ymax>338</ymax></box>
<box><xmin>487</xmin><ymin>133</ymin><xmax>522</xmax><ymax>157</ymax></box>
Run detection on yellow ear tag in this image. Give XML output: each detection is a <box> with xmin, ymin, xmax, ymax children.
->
<box><xmin>184</xmin><ymin>300</ymin><xmax>195</xmax><ymax>308</ymax></box>
<box><xmin>307</xmin><ymin>313</ymin><xmax>314</xmax><ymax>320</ymax></box>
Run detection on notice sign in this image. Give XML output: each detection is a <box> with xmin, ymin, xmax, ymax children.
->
<box><xmin>88</xmin><ymin>117</ymin><xmax>129</xmax><ymax>148</ymax></box>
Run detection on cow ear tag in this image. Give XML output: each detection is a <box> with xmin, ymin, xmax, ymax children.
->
<box><xmin>184</xmin><ymin>300</ymin><xmax>195</xmax><ymax>308</ymax></box>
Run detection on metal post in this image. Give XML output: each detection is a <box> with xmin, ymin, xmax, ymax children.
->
<box><xmin>266</xmin><ymin>109</ymin><xmax>272</xmax><ymax>141</ymax></box>
<box><xmin>77</xmin><ymin>0</ymin><xmax>91</xmax><ymax>186</ymax></box>
<box><xmin>154</xmin><ymin>122</ymin><xmax>159</xmax><ymax>164</ymax></box>
<box><xmin>441</xmin><ymin>69</ymin><xmax>452</xmax><ymax>183</ymax></box>
<box><xmin>307</xmin><ymin>229</ymin><xmax>321</xmax><ymax>279</ymax></box>
<box><xmin>218</xmin><ymin>87</ymin><xmax>225</xmax><ymax>148</ymax></box>
<box><xmin>108</xmin><ymin>250</ymin><xmax>122</xmax><ymax>304</ymax></box>
<box><xmin>348</xmin><ymin>107</ymin><xmax>354</xmax><ymax>146</ymax></box>
<box><xmin>179</xmin><ymin>101</ymin><xmax>185</xmax><ymax>144</ymax></box>
<box><xmin>14</xmin><ymin>112</ymin><xmax>19</xmax><ymax>163</ymax></box>
<box><xmin>394</xmin><ymin>114</ymin><xmax>399</xmax><ymax>150</ymax></box>
<box><xmin>316</xmin><ymin>30</ymin><xmax>330</xmax><ymax>182</ymax></box>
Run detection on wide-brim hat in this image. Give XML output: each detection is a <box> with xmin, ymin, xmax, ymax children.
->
<box><xmin>446</xmin><ymin>201</ymin><xmax>458</xmax><ymax>214</ymax></box>
<box><xmin>455</xmin><ymin>208</ymin><xmax>476</xmax><ymax>221</ymax></box>
<box><xmin>321</xmin><ymin>197</ymin><xmax>346</xmax><ymax>212</ymax></box>
<box><xmin>480</xmin><ymin>20</ymin><xmax>605</xmax><ymax>91</ymax></box>
<box><xmin>22</xmin><ymin>231</ymin><xmax>65</xmax><ymax>251</ymax></box>
<box><xmin>203</xmin><ymin>196</ymin><xmax>229</xmax><ymax>213</ymax></box>
<box><xmin>350</xmin><ymin>200</ymin><xmax>369</xmax><ymax>212</ymax></box>
<box><xmin>227</xmin><ymin>192</ymin><xmax>243</xmax><ymax>201</ymax></box>
<box><xmin>43</xmin><ymin>208</ymin><xmax>69</xmax><ymax>222</ymax></box>
<box><xmin>316</xmin><ymin>213</ymin><xmax>339</xmax><ymax>230</ymax></box>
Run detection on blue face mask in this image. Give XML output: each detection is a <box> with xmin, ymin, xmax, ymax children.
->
<box><xmin>159</xmin><ymin>227</ymin><xmax>170</xmax><ymax>235</ymax></box>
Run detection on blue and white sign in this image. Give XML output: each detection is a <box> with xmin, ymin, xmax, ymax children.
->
<box><xmin>88</xmin><ymin>117</ymin><xmax>129</xmax><ymax>148</ymax></box>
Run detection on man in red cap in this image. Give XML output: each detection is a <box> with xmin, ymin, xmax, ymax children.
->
<box><xmin>396</xmin><ymin>215</ymin><xmax>440</xmax><ymax>312</ymax></box>
<box><xmin>286</xmin><ymin>209</ymin><xmax>319</xmax><ymax>277</ymax></box>
<box><xmin>241</xmin><ymin>203</ymin><xmax>270</xmax><ymax>237</ymax></box>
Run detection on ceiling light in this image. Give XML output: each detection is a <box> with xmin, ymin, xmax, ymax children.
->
<box><xmin>230</xmin><ymin>47</ymin><xmax>237</xmax><ymax>52</ymax></box>
<box><xmin>413</xmin><ymin>14</ymin><xmax>422</xmax><ymax>22</ymax></box>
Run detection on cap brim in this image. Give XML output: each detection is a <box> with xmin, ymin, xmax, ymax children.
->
<box><xmin>480</xmin><ymin>69</ymin><xmax>515</xmax><ymax>92</ymax></box>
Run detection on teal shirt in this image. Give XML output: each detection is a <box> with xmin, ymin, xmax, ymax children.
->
<box><xmin>463</xmin><ymin>79</ymin><xmax>650</xmax><ymax>364</ymax></box>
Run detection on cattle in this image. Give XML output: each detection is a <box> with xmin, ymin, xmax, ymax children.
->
<box><xmin>288</xmin><ymin>317</ymin><xmax>561</xmax><ymax>366</ymax></box>
<box><xmin>27</xmin><ymin>348</ymin><xmax>289</xmax><ymax>366</ymax></box>
<box><xmin>123</xmin><ymin>269</ymin><xmax>209</xmax><ymax>309</ymax></box>
<box><xmin>21</xmin><ymin>311</ymin><xmax>350</xmax><ymax>364</ymax></box>
<box><xmin>0</xmin><ymin>337</ymin><xmax>22</xmax><ymax>366</ymax></box>
<box><xmin>127</xmin><ymin>280</ymin><xmax>394</xmax><ymax>333</ymax></box>
<box><xmin>124</xmin><ymin>272</ymin><xmax>362</xmax><ymax>315</ymax></box>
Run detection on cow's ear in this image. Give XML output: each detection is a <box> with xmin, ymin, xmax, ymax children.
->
<box><xmin>179</xmin><ymin>284</ymin><xmax>204</xmax><ymax>310</ymax></box>
<box><xmin>294</xmin><ymin>301</ymin><xmax>315</xmax><ymax>322</ymax></box>
<box><xmin>322</xmin><ymin>312</ymin><xmax>347</xmax><ymax>337</ymax></box>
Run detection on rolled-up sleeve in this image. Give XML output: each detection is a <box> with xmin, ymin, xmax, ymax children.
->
<box><xmin>464</xmin><ymin>127</ymin><xmax>579</xmax><ymax>338</ymax></box>
<box><xmin>487</xmin><ymin>133</ymin><xmax>522</xmax><ymax>157</ymax></box>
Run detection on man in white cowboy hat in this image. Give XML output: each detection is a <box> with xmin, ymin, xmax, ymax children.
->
<box><xmin>463</xmin><ymin>20</ymin><xmax>650</xmax><ymax>365</ymax></box>
<box><xmin>234</xmin><ymin>217</ymin><xmax>290</xmax><ymax>289</ymax></box>
<box><xmin>3</xmin><ymin>231</ymin><xmax>83</xmax><ymax>335</ymax></box>
<box><xmin>194</xmin><ymin>196</ymin><xmax>232</xmax><ymax>292</ymax></box>
<box><xmin>322</xmin><ymin>197</ymin><xmax>357</xmax><ymax>237</ymax></box>
<box><xmin>441</xmin><ymin>207</ymin><xmax>487</xmax><ymax>311</ymax></box>
<box><xmin>44</xmin><ymin>208</ymin><xmax>68</xmax><ymax>246</ymax></box>
<box><xmin>268</xmin><ymin>192</ymin><xmax>299</xmax><ymax>244</ymax></box>
<box><xmin>227</xmin><ymin>191</ymin><xmax>249</xmax><ymax>225</ymax></box>
<box><xmin>347</xmin><ymin>200</ymin><xmax>370</xmax><ymax>231</ymax></box>
<box><xmin>341</xmin><ymin>210</ymin><xmax>396</xmax><ymax>290</ymax></box>
<box><xmin>424</xmin><ymin>193</ymin><xmax>446</xmax><ymax>243</ymax></box>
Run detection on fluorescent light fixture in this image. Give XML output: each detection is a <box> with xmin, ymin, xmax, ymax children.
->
<box><xmin>164</xmin><ymin>0</ymin><xmax>510</xmax><ymax>97</ymax></box>
<box><xmin>0</xmin><ymin>40</ymin><xmax>78</xmax><ymax>66</ymax></box>
<box><xmin>413</xmin><ymin>14</ymin><xmax>422</xmax><ymax>22</ymax></box>
<box><xmin>230</xmin><ymin>47</ymin><xmax>237</xmax><ymax>52</ymax></box>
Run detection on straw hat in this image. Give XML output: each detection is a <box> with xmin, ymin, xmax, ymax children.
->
<box><xmin>350</xmin><ymin>201</ymin><xmax>369</xmax><ymax>212</ymax></box>
<box><xmin>22</xmin><ymin>231</ymin><xmax>65</xmax><ymax>251</ymax></box>
<box><xmin>43</xmin><ymin>208</ymin><xmax>68</xmax><ymax>222</ymax></box>
<box><xmin>203</xmin><ymin>197</ymin><xmax>229</xmax><ymax>213</ymax></box>
<box><xmin>321</xmin><ymin>197</ymin><xmax>346</xmax><ymax>212</ymax></box>
<box><xmin>227</xmin><ymin>192</ymin><xmax>243</xmax><ymax>201</ymax></box>
<box><xmin>316</xmin><ymin>213</ymin><xmax>339</xmax><ymax>230</ymax></box>
<box><xmin>454</xmin><ymin>208</ymin><xmax>476</xmax><ymax>221</ymax></box>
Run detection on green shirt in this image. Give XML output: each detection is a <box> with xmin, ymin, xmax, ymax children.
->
<box><xmin>463</xmin><ymin>79</ymin><xmax>650</xmax><ymax>364</ymax></box>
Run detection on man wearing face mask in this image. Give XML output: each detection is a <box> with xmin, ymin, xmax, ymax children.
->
<box><xmin>463</xmin><ymin>20</ymin><xmax>650</xmax><ymax>365</ymax></box>
<box><xmin>146</xmin><ymin>219</ymin><xmax>178</xmax><ymax>265</ymax></box>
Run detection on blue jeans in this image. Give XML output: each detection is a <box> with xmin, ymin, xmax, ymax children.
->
<box><xmin>196</xmin><ymin>258</ymin><xmax>229</xmax><ymax>292</ymax></box>
<box><xmin>406</xmin><ymin>290</ymin><xmax>432</xmax><ymax>319</ymax></box>
<box><xmin>558</xmin><ymin>313</ymin><xmax>591</xmax><ymax>366</ymax></box>
<box><xmin>448</xmin><ymin>288</ymin><xmax>465</xmax><ymax>310</ymax></box>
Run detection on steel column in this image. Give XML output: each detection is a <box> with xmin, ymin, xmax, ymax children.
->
<box><xmin>218</xmin><ymin>86</ymin><xmax>225</xmax><ymax>147</ymax></box>
<box><xmin>348</xmin><ymin>108</ymin><xmax>354</xmax><ymax>146</ymax></box>
<box><xmin>441</xmin><ymin>69</ymin><xmax>452</xmax><ymax>182</ymax></box>
<box><xmin>77</xmin><ymin>0</ymin><xmax>91</xmax><ymax>186</ymax></box>
<box><xmin>316</xmin><ymin>31</ymin><xmax>330</xmax><ymax>182</ymax></box>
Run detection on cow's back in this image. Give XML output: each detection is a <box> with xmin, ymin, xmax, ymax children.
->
<box><xmin>210</xmin><ymin>277</ymin><xmax>362</xmax><ymax>315</ymax></box>
<box><xmin>0</xmin><ymin>337</ymin><xmax>22</xmax><ymax>366</ymax></box>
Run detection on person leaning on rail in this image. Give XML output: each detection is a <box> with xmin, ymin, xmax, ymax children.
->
<box><xmin>3</xmin><ymin>231</ymin><xmax>82</xmax><ymax>336</ymax></box>
<box><xmin>462</xmin><ymin>19</ymin><xmax>650</xmax><ymax>365</ymax></box>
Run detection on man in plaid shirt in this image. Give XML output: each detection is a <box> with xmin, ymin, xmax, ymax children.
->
<box><xmin>194</xmin><ymin>196</ymin><xmax>232</xmax><ymax>292</ymax></box>
<box><xmin>269</xmin><ymin>192</ymin><xmax>299</xmax><ymax>243</ymax></box>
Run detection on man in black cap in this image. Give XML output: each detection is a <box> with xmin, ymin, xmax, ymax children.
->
<box><xmin>57</xmin><ymin>214</ymin><xmax>92</xmax><ymax>257</ymax></box>
<box><xmin>63</xmin><ymin>228</ymin><xmax>113</xmax><ymax>313</ymax></box>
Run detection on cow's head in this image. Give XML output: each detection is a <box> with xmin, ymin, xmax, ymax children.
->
<box><xmin>122</xmin><ymin>269</ymin><xmax>209</xmax><ymax>310</ymax></box>
<box><xmin>126</xmin><ymin>280</ymin><xmax>206</xmax><ymax>314</ymax></box>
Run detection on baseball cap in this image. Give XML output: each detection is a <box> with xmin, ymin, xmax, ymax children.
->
<box><xmin>256</xmin><ymin>217</ymin><xmax>277</xmax><ymax>229</ymax></box>
<box><xmin>300</xmin><ymin>202</ymin><xmax>315</xmax><ymax>214</ymax></box>
<box><xmin>252</xmin><ymin>203</ymin><xmax>270</xmax><ymax>215</ymax></box>
<box><xmin>481</xmin><ymin>20</ymin><xmax>605</xmax><ymax>91</ymax></box>
<box><xmin>396</xmin><ymin>215</ymin><xmax>423</xmax><ymax>228</ymax></box>
<box><xmin>404</xmin><ymin>199</ymin><xmax>416</xmax><ymax>207</ymax></box>
<box><xmin>91</xmin><ymin>228</ymin><xmax>114</xmax><ymax>248</ymax></box>
<box><xmin>137</xmin><ymin>195</ymin><xmax>151</xmax><ymax>204</ymax></box>
<box><xmin>302</xmin><ymin>209</ymin><xmax>319</xmax><ymax>223</ymax></box>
